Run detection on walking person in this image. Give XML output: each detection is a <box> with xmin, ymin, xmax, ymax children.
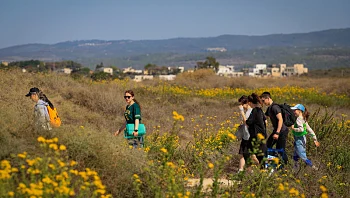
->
<box><xmin>25</xmin><ymin>87</ymin><xmax>52</xmax><ymax>131</ymax></box>
<box><xmin>114</xmin><ymin>90</ymin><xmax>144</xmax><ymax>148</ymax></box>
<box><xmin>291</xmin><ymin>104</ymin><xmax>320</xmax><ymax>170</ymax></box>
<box><xmin>237</xmin><ymin>95</ymin><xmax>252</xmax><ymax>172</ymax></box>
<box><xmin>260</xmin><ymin>92</ymin><xmax>289</xmax><ymax>164</ymax></box>
<box><xmin>245</xmin><ymin>93</ymin><xmax>267</xmax><ymax>166</ymax></box>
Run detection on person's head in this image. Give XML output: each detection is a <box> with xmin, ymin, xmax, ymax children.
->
<box><xmin>291</xmin><ymin>104</ymin><xmax>310</xmax><ymax>121</ymax></box>
<box><xmin>260</xmin><ymin>91</ymin><xmax>273</xmax><ymax>106</ymax></box>
<box><xmin>25</xmin><ymin>87</ymin><xmax>40</xmax><ymax>102</ymax></box>
<box><xmin>124</xmin><ymin>90</ymin><xmax>135</xmax><ymax>104</ymax></box>
<box><xmin>248</xmin><ymin>93</ymin><xmax>262</xmax><ymax>106</ymax></box>
<box><xmin>124</xmin><ymin>90</ymin><xmax>141</xmax><ymax>109</ymax></box>
<box><xmin>238</xmin><ymin>95</ymin><xmax>249</xmax><ymax>109</ymax></box>
<box><xmin>26</xmin><ymin>87</ymin><xmax>54</xmax><ymax>108</ymax></box>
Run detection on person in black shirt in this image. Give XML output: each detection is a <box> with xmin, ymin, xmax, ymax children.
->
<box><xmin>244</xmin><ymin>93</ymin><xmax>267</xmax><ymax>168</ymax></box>
<box><xmin>260</xmin><ymin>92</ymin><xmax>289</xmax><ymax>164</ymax></box>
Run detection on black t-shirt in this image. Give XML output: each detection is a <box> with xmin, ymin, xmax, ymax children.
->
<box><xmin>246</xmin><ymin>107</ymin><xmax>267</xmax><ymax>139</ymax></box>
<box><xmin>265</xmin><ymin>102</ymin><xmax>288</xmax><ymax>133</ymax></box>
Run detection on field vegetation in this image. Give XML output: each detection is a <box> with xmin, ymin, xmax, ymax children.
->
<box><xmin>0</xmin><ymin>69</ymin><xmax>349</xmax><ymax>197</ymax></box>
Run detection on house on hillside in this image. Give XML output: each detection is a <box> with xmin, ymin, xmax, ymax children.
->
<box><xmin>96</xmin><ymin>67</ymin><xmax>113</xmax><ymax>75</ymax></box>
<box><xmin>217</xmin><ymin>65</ymin><xmax>234</xmax><ymax>76</ymax></box>
<box><xmin>247</xmin><ymin>64</ymin><xmax>267</xmax><ymax>77</ymax></box>
<box><xmin>123</xmin><ymin>67</ymin><xmax>143</xmax><ymax>74</ymax></box>
<box><xmin>145</xmin><ymin>66</ymin><xmax>183</xmax><ymax>75</ymax></box>
<box><xmin>283</xmin><ymin>64</ymin><xmax>308</xmax><ymax>76</ymax></box>
<box><xmin>1</xmin><ymin>61</ymin><xmax>9</xmax><ymax>66</ymax></box>
<box><xmin>266</xmin><ymin>63</ymin><xmax>307</xmax><ymax>77</ymax></box>
<box><xmin>58</xmin><ymin>68</ymin><xmax>73</xmax><ymax>74</ymax></box>
<box><xmin>159</xmin><ymin>75</ymin><xmax>176</xmax><ymax>81</ymax></box>
<box><xmin>134</xmin><ymin>75</ymin><xmax>154</xmax><ymax>82</ymax></box>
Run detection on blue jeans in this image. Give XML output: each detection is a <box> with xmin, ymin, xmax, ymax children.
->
<box><xmin>293</xmin><ymin>136</ymin><xmax>312</xmax><ymax>166</ymax></box>
<box><xmin>128</xmin><ymin>136</ymin><xmax>144</xmax><ymax>149</ymax></box>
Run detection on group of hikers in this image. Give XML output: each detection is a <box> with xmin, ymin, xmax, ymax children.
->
<box><xmin>26</xmin><ymin>87</ymin><xmax>320</xmax><ymax>172</ymax></box>
<box><xmin>237</xmin><ymin>92</ymin><xmax>320</xmax><ymax>172</ymax></box>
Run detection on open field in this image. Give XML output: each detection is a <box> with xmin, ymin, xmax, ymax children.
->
<box><xmin>0</xmin><ymin>69</ymin><xmax>349</xmax><ymax>197</ymax></box>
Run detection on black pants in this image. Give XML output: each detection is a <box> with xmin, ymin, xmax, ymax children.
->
<box><xmin>267</xmin><ymin>130</ymin><xmax>289</xmax><ymax>164</ymax></box>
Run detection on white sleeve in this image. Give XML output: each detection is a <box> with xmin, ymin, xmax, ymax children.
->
<box><xmin>306</xmin><ymin>122</ymin><xmax>317</xmax><ymax>141</ymax></box>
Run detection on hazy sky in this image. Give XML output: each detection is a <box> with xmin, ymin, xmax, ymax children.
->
<box><xmin>0</xmin><ymin>0</ymin><xmax>349</xmax><ymax>48</ymax></box>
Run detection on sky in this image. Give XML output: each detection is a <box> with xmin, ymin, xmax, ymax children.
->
<box><xmin>0</xmin><ymin>0</ymin><xmax>349</xmax><ymax>49</ymax></box>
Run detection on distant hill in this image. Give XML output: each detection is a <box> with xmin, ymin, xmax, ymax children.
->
<box><xmin>1</xmin><ymin>28</ymin><xmax>350</xmax><ymax>69</ymax></box>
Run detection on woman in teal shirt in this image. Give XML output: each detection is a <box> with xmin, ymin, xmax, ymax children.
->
<box><xmin>114</xmin><ymin>90</ymin><xmax>144</xmax><ymax>148</ymax></box>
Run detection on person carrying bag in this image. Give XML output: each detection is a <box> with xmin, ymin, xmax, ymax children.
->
<box><xmin>114</xmin><ymin>90</ymin><xmax>146</xmax><ymax>148</ymax></box>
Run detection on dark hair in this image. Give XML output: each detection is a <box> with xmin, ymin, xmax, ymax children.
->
<box><xmin>125</xmin><ymin>90</ymin><xmax>141</xmax><ymax>110</ymax></box>
<box><xmin>260</xmin><ymin>91</ymin><xmax>272</xmax><ymax>99</ymax></box>
<box><xmin>303</xmin><ymin>107</ymin><xmax>310</xmax><ymax>122</ymax></box>
<box><xmin>238</xmin><ymin>95</ymin><xmax>248</xmax><ymax>104</ymax></box>
<box><xmin>38</xmin><ymin>90</ymin><xmax>54</xmax><ymax>109</ymax></box>
<box><xmin>248</xmin><ymin>93</ymin><xmax>262</xmax><ymax>105</ymax></box>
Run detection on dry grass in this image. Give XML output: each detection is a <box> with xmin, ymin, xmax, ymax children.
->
<box><xmin>0</xmin><ymin>69</ymin><xmax>349</xmax><ymax>197</ymax></box>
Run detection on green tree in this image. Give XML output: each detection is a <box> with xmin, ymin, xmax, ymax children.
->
<box><xmin>195</xmin><ymin>56</ymin><xmax>220</xmax><ymax>72</ymax></box>
<box><xmin>144</xmin><ymin>63</ymin><xmax>157</xmax><ymax>70</ymax></box>
<box><xmin>91</xmin><ymin>71</ymin><xmax>112</xmax><ymax>81</ymax></box>
<box><xmin>95</xmin><ymin>62</ymin><xmax>104</xmax><ymax>71</ymax></box>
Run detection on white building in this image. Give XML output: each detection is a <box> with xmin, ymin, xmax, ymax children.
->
<box><xmin>96</xmin><ymin>67</ymin><xmax>113</xmax><ymax>75</ymax></box>
<box><xmin>217</xmin><ymin>65</ymin><xmax>235</xmax><ymax>76</ymax></box>
<box><xmin>134</xmin><ymin>75</ymin><xmax>154</xmax><ymax>82</ymax></box>
<box><xmin>159</xmin><ymin>75</ymin><xmax>176</xmax><ymax>81</ymax></box>
<box><xmin>58</xmin><ymin>68</ymin><xmax>73</xmax><ymax>74</ymax></box>
<box><xmin>123</xmin><ymin>67</ymin><xmax>143</xmax><ymax>74</ymax></box>
<box><xmin>178</xmin><ymin>66</ymin><xmax>185</xmax><ymax>73</ymax></box>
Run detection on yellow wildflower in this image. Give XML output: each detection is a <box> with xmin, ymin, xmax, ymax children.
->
<box><xmin>320</xmin><ymin>185</ymin><xmax>327</xmax><ymax>192</ymax></box>
<box><xmin>49</xmin><ymin>144</ymin><xmax>58</xmax><ymax>150</ymax></box>
<box><xmin>272</xmin><ymin>157</ymin><xmax>279</xmax><ymax>164</ymax></box>
<box><xmin>160</xmin><ymin>148</ymin><xmax>168</xmax><ymax>153</ymax></box>
<box><xmin>59</xmin><ymin>145</ymin><xmax>66</xmax><ymax>151</ymax></box>
<box><xmin>289</xmin><ymin>188</ymin><xmax>299</xmax><ymax>196</ymax></box>
<box><xmin>17</xmin><ymin>153</ymin><xmax>27</xmax><ymax>159</ymax></box>
<box><xmin>278</xmin><ymin>183</ymin><xmax>285</xmax><ymax>191</ymax></box>
<box><xmin>208</xmin><ymin>162</ymin><xmax>214</xmax><ymax>169</ymax></box>
<box><xmin>70</xmin><ymin>160</ymin><xmax>77</xmax><ymax>166</ymax></box>
<box><xmin>26</xmin><ymin>159</ymin><xmax>36</xmax><ymax>166</ymax></box>
<box><xmin>321</xmin><ymin>193</ymin><xmax>329</xmax><ymax>198</ymax></box>
<box><xmin>37</xmin><ymin>136</ymin><xmax>46</xmax><ymax>143</ymax></box>
<box><xmin>257</xmin><ymin>133</ymin><xmax>265</xmax><ymax>140</ymax></box>
<box><xmin>8</xmin><ymin>192</ymin><xmax>14</xmax><ymax>197</ymax></box>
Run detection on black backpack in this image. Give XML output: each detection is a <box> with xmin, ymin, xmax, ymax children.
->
<box><xmin>273</xmin><ymin>103</ymin><xmax>297</xmax><ymax>127</ymax></box>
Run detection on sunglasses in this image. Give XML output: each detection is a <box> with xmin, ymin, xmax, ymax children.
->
<box><xmin>124</xmin><ymin>96</ymin><xmax>132</xmax><ymax>99</ymax></box>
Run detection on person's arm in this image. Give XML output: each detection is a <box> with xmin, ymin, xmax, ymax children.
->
<box><xmin>275</xmin><ymin>113</ymin><xmax>283</xmax><ymax>134</ymax></box>
<box><xmin>291</xmin><ymin>118</ymin><xmax>304</xmax><ymax>132</ymax></box>
<box><xmin>239</xmin><ymin>105</ymin><xmax>246</xmax><ymax>119</ymax></box>
<box><xmin>306</xmin><ymin>122</ymin><xmax>320</xmax><ymax>147</ymax></box>
<box><xmin>133</xmin><ymin>119</ymin><xmax>140</xmax><ymax>136</ymax></box>
<box><xmin>238</xmin><ymin>105</ymin><xmax>247</xmax><ymax>124</ymax></box>
<box><xmin>114</xmin><ymin>121</ymin><xmax>127</xmax><ymax>136</ymax></box>
<box><xmin>133</xmin><ymin>104</ymin><xmax>142</xmax><ymax>136</ymax></box>
<box><xmin>272</xmin><ymin>112</ymin><xmax>283</xmax><ymax>140</ymax></box>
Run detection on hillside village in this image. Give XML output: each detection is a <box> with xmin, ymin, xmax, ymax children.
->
<box><xmin>1</xmin><ymin>60</ymin><xmax>308</xmax><ymax>82</ymax></box>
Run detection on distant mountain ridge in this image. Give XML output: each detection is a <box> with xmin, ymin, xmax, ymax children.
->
<box><xmin>1</xmin><ymin>28</ymin><xmax>350</xmax><ymax>69</ymax></box>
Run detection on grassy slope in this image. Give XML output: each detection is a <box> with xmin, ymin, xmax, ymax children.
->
<box><xmin>1</xmin><ymin>69</ymin><xmax>349</xmax><ymax>197</ymax></box>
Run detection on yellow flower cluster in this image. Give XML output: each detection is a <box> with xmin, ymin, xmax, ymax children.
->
<box><xmin>173</xmin><ymin>111</ymin><xmax>185</xmax><ymax>121</ymax></box>
<box><xmin>0</xmin><ymin>137</ymin><xmax>112</xmax><ymax>198</ymax></box>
